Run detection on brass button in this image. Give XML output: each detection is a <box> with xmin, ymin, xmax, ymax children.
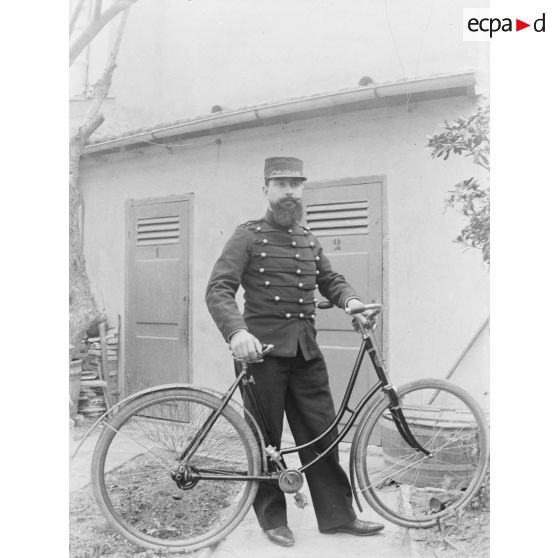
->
<box><xmin>259</xmin><ymin>267</ymin><xmax>265</xmax><ymax>273</ymax></box>
<box><xmin>288</xmin><ymin>228</ymin><xmax>293</xmax><ymax>233</ymax></box>
<box><xmin>316</xmin><ymin>270</ymin><xmax>320</xmax><ymax>275</ymax></box>
<box><xmin>311</xmin><ymin>314</ymin><xmax>316</xmax><ymax>319</ymax></box>
<box><xmin>274</xmin><ymin>296</ymin><xmax>280</xmax><ymax>302</ymax></box>
<box><xmin>313</xmin><ymin>298</ymin><xmax>318</xmax><ymax>303</ymax></box>
<box><xmin>309</xmin><ymin>241</ymin><xmax>315</xmax><ymax>247</ymax></box>
<box><xmin>256</xmin><ymin>226</ymin><xmax>261</xmax><ymax>232</ymax></box>
<box><xmin>295</xmin><ymin>254</ymin><xmax>300</xmax><ymax>259</ymax></box>
<box><xmin>262</xmin><ymin>239</ymin><xmax>268</xmax><ymax>244</ymax></box>
<box><xmin>291</xmin><ymin>241</ymin><xmax>297</xmax><ymax>247</ymax></box>
<box><xmin>299</xmin><ymin>313</ymin><xmax>304</xmax><ymax>319</ymax></box>
<box><xmin>286</xmin><ymin>313</ymin><xmax>291</xmax><ymax>319</ymax></box>
<box><xmin>298</xmin><ymin>298</ymin><xmax>304</xmax><ymax>304</ymax></box>
<box><xmin>315</xmin><ymin>283</ymin><xmax>319</xmax><ymax>288</ymax></box>
<box><xmin>261</xmin><ymin>252</ymin><xmax>267</xmax><ymax>258</ymax></box>
<box><xmin>296</xmin><ymin>269</ymin><xmax>302</xmax><ymax>275</ymax></box>
<box><xmin>298</xmin><ymin>282</ymin><xmax>304</xmax><ymax>288</ymax></box>
<box><xmin>264</xmin><ymin>281</ymin><xmax>270</xmax><ymax>287</ymax></box>
<box><xmin>315</xmin><ymin>256</ymin><xmax>320</xmax><ymax>262</ymax></box>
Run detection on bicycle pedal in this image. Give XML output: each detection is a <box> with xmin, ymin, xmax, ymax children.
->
<box><xmin>294</xmin><ymin>491</ymin><xmax>308</xmax><ymax>509</ymax></box>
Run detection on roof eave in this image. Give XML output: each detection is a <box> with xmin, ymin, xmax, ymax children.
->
<box><xmin>83</xmin><ymin>71</ymin><xmax>477</xmax><ymax>156</ymax></box>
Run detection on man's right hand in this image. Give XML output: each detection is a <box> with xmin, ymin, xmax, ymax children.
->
<box><xmin>229</xmin><ymin>330</ymin><xmax>263</xmax><ymax>361</ymax></box>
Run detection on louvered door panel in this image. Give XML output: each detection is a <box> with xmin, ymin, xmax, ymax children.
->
<box><xmin>306</xmin><ymin>201</ymin><xmax>368</xmax><ymax>236</ymax></box>
<box><xmin>304</xmin><ymin>179</ymin><xmax>384</xmax><ymax>430</ymax></box>
<box><xmin>125</xmin><ymin>196</ymin><xmax>192</xmax><ymax>395</ymax></box>
<box><xmin>136</xmin><ymin>216</ymin><xmax>180</xmax><ymax>245</ymax></box>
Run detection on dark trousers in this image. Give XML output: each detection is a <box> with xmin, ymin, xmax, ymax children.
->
<box><xmin>238</xmin><ymin>347</ymin><xmax>356</xmax><ymax>531</ymax></box>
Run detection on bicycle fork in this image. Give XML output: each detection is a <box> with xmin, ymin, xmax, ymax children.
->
<box><xmin>365</xmin><ymin>333</ymin><xmax>432</xmax><ymax>458</ymax></box>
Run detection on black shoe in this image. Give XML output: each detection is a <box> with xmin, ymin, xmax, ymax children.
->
<box><xmin>321</xmin><ymin>518</ymin><xmax>385</xmax><ymax>536</ymax></box>
<box><xmin>263</xmin><ymin>525</ymin><xmax>295</xmax><ymax>547</ymax></box>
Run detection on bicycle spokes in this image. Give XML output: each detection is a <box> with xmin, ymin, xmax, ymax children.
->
<box><xmin>354</xmin><ymin>380</ymin><xmax>489</xmax><ymax>528</ymax></box>
<box><xmin>92</xmin><ymin>389</ymin><xmax>260</xmax><ymax>550</ymax></box>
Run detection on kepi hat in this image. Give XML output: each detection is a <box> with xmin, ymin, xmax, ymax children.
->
<box><xmin>264</xmin><ymin>157</ymin><xmax>307</xmax><ymax>181</ymax></box>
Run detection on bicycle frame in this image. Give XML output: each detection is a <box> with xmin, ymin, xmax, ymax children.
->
<box><xmin>184</xmin><ymin>317</ymin><xmax>431</xmax><ymax>484</ymax></box>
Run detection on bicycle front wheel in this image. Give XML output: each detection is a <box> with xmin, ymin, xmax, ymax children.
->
<box><xmin>91</xmin><ymin>387</ymin><xmax>261</xmax><ymax>552</ymax></box>
<box><xmin>354</xmin><ymin>379</ymin><xmax>489</xmax><ymax>529</ymax></box>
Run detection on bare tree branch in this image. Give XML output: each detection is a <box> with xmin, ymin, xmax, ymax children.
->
<box><xmin>86</xmin><ymin>9</ymin><xmax>129</xmax><ymax>129</ymax></box>
<box><xmin>69</xmin><ymin>7</ymin><xmax>132</xmax><ymax>348</ymax></box>
<box><xmin>73</xmin><ymin>8</ymin><xmax>130</xmax><ymax>147</ymax></box>
<box><xmin>69</xmin><ymin>0</ymin><xmax>87</xmax><ymax>36</ymax></box>
<box><xmin>80</xmin><ymin>113</ymin><xmax>106</xmax><ymax>143</ymax></box>
<box><xmin>94</xmin><ymin>0</ymin><xmax>103</xmax><ymax>20</ymax></box>
<box><xmin>70</xmin><ymin>0</ymin><xmax>137</xmax><ymax>67</ymax></box>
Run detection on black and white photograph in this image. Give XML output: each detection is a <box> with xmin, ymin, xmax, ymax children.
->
<box><xmin>65</xmin><ymin>1</ymin><xmax>495</xmax><ymax>557</ymax></box>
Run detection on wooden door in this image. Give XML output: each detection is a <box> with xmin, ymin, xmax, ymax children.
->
<box><xmin>125</xmin><ymin>195</ymin><xmax>192</xmax><ymax>395</ymax></box>
<box><xmin>304</xmin><ymin>178</ymin><xmax>385</xmax><ymax>415</ymax></box>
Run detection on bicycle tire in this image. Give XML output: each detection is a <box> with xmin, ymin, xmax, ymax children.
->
<box><xmin>354</xmin><ymin>378</ymin><xmax>489</xmax><ymax>529</ymax></box>
<box><xmin>91</xmin><ymin>387</ymin><xmax>261</xmax><ymax>552</ymax></box>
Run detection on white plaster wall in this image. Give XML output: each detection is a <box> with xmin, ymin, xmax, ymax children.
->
<box><xmin>71</xmin><ymin>0</ymin><xmax>489</xmax><ymax>138</ymax></box>
<box><xmin>451</xmin><ymin>324</ymin><xmax>490</xmax><ymax>411</ymax></box>
<box><xmin>80</xmin><ymin>95</ymin><xmax>489</xmax><ymax>406</ymax></box>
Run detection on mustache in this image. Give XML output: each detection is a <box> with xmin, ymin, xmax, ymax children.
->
<box><xmin>278</xmin><ymin>197</ymin><xmax>302</xmax><ymax>205</ymax></box>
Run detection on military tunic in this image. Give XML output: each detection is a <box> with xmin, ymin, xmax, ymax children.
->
<box><xmin>206</xmin><ymin>209</ymin><xmax>359</xmax><ymax>358</ymax></box>
<box><xmin>205</xmin><ymin>208</ymin><xmax>359</xmax><ymax>531</ymax></box>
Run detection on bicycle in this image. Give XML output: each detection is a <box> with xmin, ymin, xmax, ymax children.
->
<box><xmin>90</xmin><ymin>302</ymin><xmax>489</xmax><ymax>552</ymax></box>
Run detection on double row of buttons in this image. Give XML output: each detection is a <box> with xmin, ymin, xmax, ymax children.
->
<box><xmin>263</xmin><ymin>281</ymin><xmax>319</xmax><ymax>289</ymax></box>
<box><xmin>259</xmin><ymin>267</ymin><xmax>319</xmax><ymax>275</ymax></box>
<box><xmin>258</xmin><ymin>252</ymin><xmax>320</xmax><ymax>261</ymax></box>
<box><xmin>284</xmin><ymin>312</ymin><xmax>316</xmax><ymax>319</ymax></box>
<box><xmin>256</xmin><ymin>238</ymin><xmax>316</xmax><ymax>248</ymax></box>
<box><xmin>270</xmin><ymin>296</ymin><xmax>318</xmax><ymax>304</ymax></box>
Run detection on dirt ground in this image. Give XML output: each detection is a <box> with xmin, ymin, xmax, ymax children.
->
<box><xmin>70</xmin><ymin>485</ymin><xmax>155</xmax><ymax>558</ymax></box>
<box><xmin>70</xmin><ymin>420</ymin><xmax>490</xmax><ymax>557</ymax></box>
<box><xmin>69</xmin><ymin>420</ymin><xmax>165</xmax><ymax>557</ymax></box>
<box><xmin>71</xmin><ymin>479</ymin><xmax>489</xmax><ymax>558</ymax></box>
<box><xmin>70</xmin><ymin>419</ymin><xmax>240</xmax><ymax>558</ymax></box>
<box><xmin>70</xmin><ymin>484</ymin><xmax>215</xmax><ymax>558</ymax></box>
<box><xmin>413</xmin><ymin>475</ymin><xmax>490</xmax><ymax>558</ymax></box>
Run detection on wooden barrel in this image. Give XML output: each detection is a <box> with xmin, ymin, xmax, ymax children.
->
<box><xmin>380</xmin><ymin>409</ymin><xmax>480</xmax><ymax>489</ymax></box>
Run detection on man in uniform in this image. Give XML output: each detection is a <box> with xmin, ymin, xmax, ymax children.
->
<box><xmin>205</xmin><ymin>157</ymin><xmax>384</xmax><ymax>547</ymax></box>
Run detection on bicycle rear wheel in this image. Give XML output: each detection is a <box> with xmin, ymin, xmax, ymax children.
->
<box><xmin>91</xmin><ymin>387</ymin><xmax>261</xmax><ymax>552</ymax></box>
<box><xmin>354</xmin><ymin>379</ymin><xmax>489</xmax><ymax>529</ymax></box>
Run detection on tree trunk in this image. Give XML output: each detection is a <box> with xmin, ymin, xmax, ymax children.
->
<box><xmin>69</xmin><ymin>8</ymin><xmax>131</xmax><ymax>354</ymax></box>
<box><xmin>69</xmin><ymin>135</ymin><xmax>104</xmax><ymax>353</ymax></box>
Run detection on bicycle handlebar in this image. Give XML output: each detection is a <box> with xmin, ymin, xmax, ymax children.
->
<box><xmin>345</xmin><ymin>302</ymin><xmax>383</xmax><ymax>316</ymax></box>
<box><xmin>316</xmin><ymin>300</ymin><xmax>383</xmax><ymax>316</ymax></box>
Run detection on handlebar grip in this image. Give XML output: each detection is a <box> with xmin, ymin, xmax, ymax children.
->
<box><xmin>260</xmin><ymin>344</ymin><xmax>274</xmax><ymax>357</ymax></box>
<box><xmin>346</xmin><ymin>302</ymin><xmax>383</xmax><ymax>315</ymax></box>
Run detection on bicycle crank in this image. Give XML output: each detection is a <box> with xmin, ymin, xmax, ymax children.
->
<box><xmin>278</xmin><ymin>469</ymin><xmax>304</xmax><ymax>494</ymax></box>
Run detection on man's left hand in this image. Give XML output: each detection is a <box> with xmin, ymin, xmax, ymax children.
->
<box><xmin>345</xmin><ymin>298</ymin><xmax>365</xmax><ymax>315</ymax></box>
<box><xmin>345</xmin><ymin>298</ymin><xmax>376</xmax><ymax>324</ymax></box>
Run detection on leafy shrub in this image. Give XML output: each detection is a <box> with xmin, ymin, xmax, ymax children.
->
<box><xmin>428</xmin><ymin>105</ymin><xmax>490</xmax><ymax>264</ymax></box>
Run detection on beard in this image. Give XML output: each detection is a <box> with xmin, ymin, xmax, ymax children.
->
<box><xmin>270</xmin><ymin>197</ymin><xmax>304</xmax><ymax>226</ymax></box>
